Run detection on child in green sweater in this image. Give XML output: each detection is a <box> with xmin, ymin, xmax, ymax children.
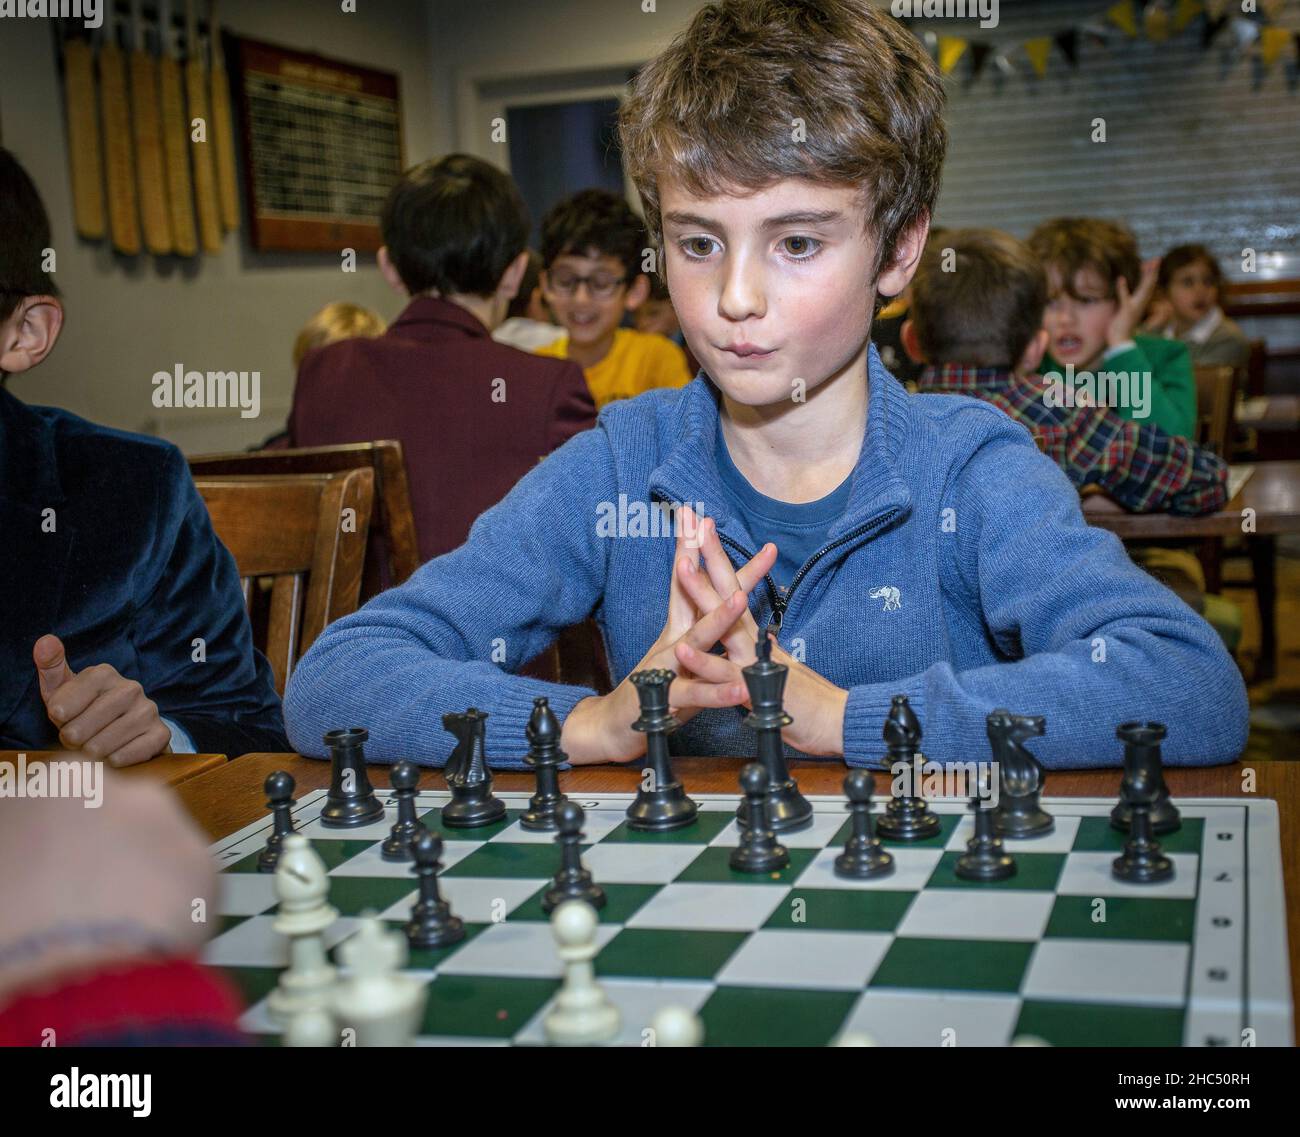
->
<box><xmin>1028</xmin><ymin>218</ymin><xmax>1196</xmax><ymax>440</ymax></box>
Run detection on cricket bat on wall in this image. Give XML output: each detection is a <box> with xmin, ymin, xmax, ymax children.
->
<box><xmin>130</xmin><ymin>0</ymin><xmax>173</xmax><ymax>254</ymax></box>
<box><xmin>99</xmin><ymin>8</ymin><xmax>142</xmax><ymax>255</ymax></box>
<box><xmin>159</xmin><ymin>0</ymin><xmax>198</xmax><ymax>256</ymax></box>
<box><xmin>63</xmin><ymin>32</ymin><xmax>105</xmax><ymax>240</ymax></box>
<box><xmin>184</xmin><ymin>0</ymin><xmax>223</xmax><ymax>253</ymax></box>
<box><xmin>209</xmin><ymin>0</ymin><xmax>240</xmax><ymax>232</ymax></box>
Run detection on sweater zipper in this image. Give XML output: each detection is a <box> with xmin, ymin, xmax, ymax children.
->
<box><xmin>717</xmin><ymin>507</ymin><xmax>899</xmax><ymax>634</ymax></box>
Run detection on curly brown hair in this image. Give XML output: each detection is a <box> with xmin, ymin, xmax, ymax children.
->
<box><xmin>1027</xmin><ymin>217</ymin><xmax>1141</xmax><ymax>301</ymax></box>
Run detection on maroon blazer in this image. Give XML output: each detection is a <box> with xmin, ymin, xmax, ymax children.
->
<box><xmin>289</xmin><ymin>297</ymin><xmax>596</xmax><ymax>563</ymax></box>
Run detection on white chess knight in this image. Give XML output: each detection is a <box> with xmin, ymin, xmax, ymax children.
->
<box><xmin>544</xmin><ymin>900</ymin><xmax>620</xmax><ymax>1046</ymax></box>
<box><xmin>332</xmin><ymin>914</ymin><xmax>427</xmax><ymax>1046</ymax></box>
<box><xmin>268</xmin><ymin>833</ymin><xmax>339</xmax><ymax>1025</ymax></box>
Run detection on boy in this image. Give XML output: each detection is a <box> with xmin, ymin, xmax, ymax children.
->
<box><xmin>289</xmin><ymin>155</ymin><xmax>596</xmax><ymax>562</ymax></box>
<box><xmin>905</xmin><ymin>228</ymin><xmax>1229</xmax><ymax>515</ymax></box>
<box><xmin>0</xmin><ymin>149</ymin><xmax>288</xmax><ymax>761</ymax></box>
<box><xmin>493</xmin><ymin>249</ymin><xmax>566</xmax><ymax>351</ymax></box>
<box><xmin>534</xmin><ymin>188</ymin><xmax>693</xmax><ymax>408</ymax></box>
<box><xmin>284</xmin><ymin>0</ymin><xmax>1247</xmax><ymax>771</ymax></box>
<box><xmin>1029</xmin><ymin>217</ymin><xmax>1197</xmax><ymax>439</ymax></box>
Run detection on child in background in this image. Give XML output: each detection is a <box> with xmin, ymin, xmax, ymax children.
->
<box><xmin>1144</xmin><ymin>244</ymin><xmax>1251</xmax><ymax>370</ymax></box>
<box><xmin>283</xmin><ymin>0</ymin><xmax>1246</xmax><ymax>772</ymax></box>
<box><xmin>292</xmin><ymin>302</ymin><xmax>386</xmax><ymax>370</ymax></box>
<box><xmin>1029</xmin><ymin>217</ymin><xmax>1197</xmax><ymax>440</ymax></box>
<box><xmin>907</xmin><ymin>228</ymin><xmax>1228</xmax><ymax>517</ymax></box>
<box><xmin>493</xmin><ymin>249</ymin><xmax>566</xmax><ymax>351</ymax></box>
<box><xmin>534</xmin><ymin>188</ymin><xmax>692</xmax><ymax>408</ymax></box>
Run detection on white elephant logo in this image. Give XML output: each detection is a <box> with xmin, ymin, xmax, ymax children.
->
<box><xmin>869</xmin><ymin>585</ymin><xmax>901</xmax><ymax>611</ymax></box>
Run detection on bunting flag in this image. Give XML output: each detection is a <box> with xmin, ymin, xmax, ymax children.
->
<box><xmin>938</xmin><ymin>35</ymin><xmax>970</xmax><ymax>75</ymax></box>
<box><xmin>1259</xmin><ymin>25</ymin><xmax>1293</xmax><ymax>69</ymax></box>
<box><xmin>1171</xmin><ymin>0</ymin><xmax>1203</xmax><ymax>34</ymax></box>
<box><xmin>969</xmin><ymin>41</ymin><xmax>993</xmax><ymax>80</ymax></box>
<box><xmin>1144</xmin><ymin>3</ymin><xmax>1171</xmax><ymax>42</ymax></box>
<box><xmin>1024</xmin><ymin>36</ymin><xmax>1053</xmax><ymax>77</ymax></box>
<box><xmin>1107</xmin><ymin>0</ymin><xmax>1139</xmax><ymax>37</ymax></box>
<box><xmin>1202</xmin><ymin>13</ymin><xmax>1230</xmax><ymax>47</ymax></box>
<box><xmin>1055</xmin><ymin>28</ymin><xmax>1081</xmax><ymax>66</ymax></box>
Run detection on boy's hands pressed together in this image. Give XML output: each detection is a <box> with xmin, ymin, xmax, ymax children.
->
<box><xmin>34</xmin><ymin>635</ymin><xmax>171</xmax><ymax>766</ymax></box>
<box><xmin>561</xmin><ymin>507</ymin><xmax>774</xmax><ymax>764</ymax></box>
<box><xmin>1107</xmin><ymin>257</ymin><xmax>1161</xmax><ymax>348</ymax></box>
<box><xmin>674</xmin><ymin>515</ymin><xmax>848</xmax><ymax>758</ymax></box>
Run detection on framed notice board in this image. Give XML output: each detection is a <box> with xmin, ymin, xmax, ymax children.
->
<box><xmin>232</xmin><ymin>36</ymin><xmax>404</xmax><ymax>252</ymax></box>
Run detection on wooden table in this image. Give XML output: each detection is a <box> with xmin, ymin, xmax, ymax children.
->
<box><xmin>179</xmin><ymin>751</ymin><xmax>1298</xmax><ymax>1033</ymax></box>
<box><xmin>1084</xmin><ymin>459</ymin><xmax>1300</xmax><ymax>540</ymax></box>
<box><xmin>1238</xmin><ymin>395</ymin><xmax>1300</xmax><ymax>462</ymax></box>
<box><xmin>0</xmin><ymin>751</ymin><xmax>226</xmax><ymax>787</ymax></box>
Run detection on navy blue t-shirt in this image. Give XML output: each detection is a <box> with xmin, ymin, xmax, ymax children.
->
<box><xmin>715</xmin><ymin>422</ymin><xmax>852</xmax><ymax>591</ymax></box>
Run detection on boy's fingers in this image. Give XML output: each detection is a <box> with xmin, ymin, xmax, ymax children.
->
<box><xmin>33</xmin><ymin>634</ymin><xmax>76</xmax><ymax>704</ymax></box>
<box><xmin>682</xmin><ymin>589</ymin><xmax>748</xmax><ymax>653</ymax></box>
<box><xmin>669</xmin><ymin>676</ymin><xmax>747</xmax><ymax>710</ymax></box>
<box><xmin>674</xmin><ymin>641</ymin><xmax>740</xmax><ymax>684</ymax></box>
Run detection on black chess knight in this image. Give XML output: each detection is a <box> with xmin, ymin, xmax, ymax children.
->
<box><xmin>988</xmin><ymin>709</ymin><xmax>1054</xmax><ymax>838</ymax></box>
<box><xmin>441</xmin><ymin>708</ymin><xmax>506</xmax><ymax>828</ymax></box>
<box><xmin>735</xmin><ymin>634</ymin><xmax>812</xmax><ymax>833</ymax></box>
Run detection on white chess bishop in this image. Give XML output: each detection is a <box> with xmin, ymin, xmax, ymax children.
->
<box><xmin>544</xmin><ymin>900</ymin><xmax>620</xmax><ymax>1045</ymax></box>
<box><xmin>268</xmin><ymin>833</ymin><xmax>339</xmax><ymax>1024</ymax></box>
<box><xmin>333</xmin><ymin>914</ymin><xmax>427</xmax><ymax>1046</ymax></box>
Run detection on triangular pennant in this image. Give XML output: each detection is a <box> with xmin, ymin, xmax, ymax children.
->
<box><xmin>1171</xmin><ymin>0</ymin><xmax>1203</xmax><ymax>33</ymax></box>
<box><xmin>1107</xmin><ymin>0</ymin><xmax>1139</xmax><ymax>36</ymax></box>
<box><xmin>1023</xmin><ymin>36</ymin><xmax>1053</xmax><ymax>76</ymax></box>
<box><xmin>1145</xmin><ymin>3</ymin><xmax>1171</xmax><ymax>42</ymax></box>
<box><xmin>1202</xmin><ymin>13</ymin><xmax>1229</xmax><ymax>47</ymax></box>
<box><xmin>938</xmin><ymin>35</ymin><xmax>970</xmax><ymax>75</ymax></box>
<box><xmin>1259</xmin><ymin>25</ymin><xmax>1292</xmax><ymax>69</ymax></box>
<box><xmin>970</xmin><ymin>41</ymin><xmax>993</xmax><ymax>79</ymax></box>
<box><xmin>1055</xmin><ymin>28</ymin><xmax>1080</xmax><ymax>65</ymax></box>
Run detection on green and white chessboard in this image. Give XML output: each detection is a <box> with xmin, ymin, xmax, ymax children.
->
<box><xmin>203</xmin><ymin>789</ymin><xmax>1293</xmax><ymax>1047</ymax></box>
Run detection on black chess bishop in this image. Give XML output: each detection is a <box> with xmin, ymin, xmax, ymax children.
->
<box><xmin>874</xmin><ymin>695</ymin><xmax>941</xmax><ymax>842</ymax></box>
<box><xmin>520</xmin><ymin>697</ymin><xmax>569</xmax><ymax>831</ymax></box>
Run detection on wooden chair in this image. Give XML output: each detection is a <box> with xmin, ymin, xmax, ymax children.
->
<box><xmin>1193</xmin><ymin>365</ymin><xmax>1237</xmax><ymax>458</ymax></box>
<box><xmin>190</xmin><ymin>441</ymin><xmax>418</xmax><ymax>600</ymax></box>
<box><xmin>195</xmin><ymin>470</ymin><xmax>375</xmax><ymax>695</ymax></box>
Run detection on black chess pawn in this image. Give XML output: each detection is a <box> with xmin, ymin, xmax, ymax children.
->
<box><xmin>406</xmin><ymin>830</ymin><xmax>466</xmax><ymax>949</ymax></box>
<box><xmin>257</xmin><ymin>770</ymin><xmax>297</xmax><ymax>873</ymax></box>
<box><xmin>834</xmin><ymin>769</ymin><xmax>894</xmax><ymax>880</ymax></box>
<box><xmin>520</xmin><ymin>698</ymin><xmax>569</xmax><ymax>832</ymax></box>
<box><xmin>955</xmin><ymin>789</ymin><xmax>1016</xmax><ymax>882</ymax></box>
<box><xmin>735</xmin><ymin>634</ymin><xmax>812</xmax><ymax>833</ymax></box>
<box><xmin>441</xmin><ymin>708</ymin><xmax>507</xmax><ymax>828</ymax></box>
<box><xmin>320</xmin><ymin>727</ymin><xmax>385</xmax><ymax>828</ymax></box>
<box><xmin>625</xmin><ymin>670</ymin><xmax>698</xmax><ymax>832</ymax></box>
<box><xmin>1112</xmin><ymin>760</ymin><xmax>1174</xmax><ymax>884</ymax></box>
<box><xmin>874</xmin><ymin>695</ymin><xmax>942</xmax><ymax>842</ymax></box>
<box><xmin>730</xmin><ymin>762</ymin><xmax>790</xmax><ymax>874</ymax></box>
<box><xmin>381</xmin><ymin>760</ymin><xmax>426</xmax><ymax>862</ymax></box>
<box><xmin>541</xmin><ymin>800</ymin><xmax>607</xmax><ymax>914</ymax></box>
<box><xmin>988</xmin><ymin>709</ymin><xmax>1054</xmax><ymax>839</ymax></box>
<box><xmin>1110</xmin><ymin>721</ymin><xmax>1181</xmax><ymax>836</ymax></box>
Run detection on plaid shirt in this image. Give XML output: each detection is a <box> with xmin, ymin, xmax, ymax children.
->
<box><xmin>917</xmin><ymin>364</ymin><xmax>1229</xmax><ymax>516</ymax></box>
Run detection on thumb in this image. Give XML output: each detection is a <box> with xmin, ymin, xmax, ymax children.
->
<box><xmin>33</xmin><ymin>634</ymin><xmax>75</xmax><ymax>702</ymax></box>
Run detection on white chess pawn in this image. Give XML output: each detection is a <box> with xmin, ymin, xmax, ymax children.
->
<box><xmin>1010</xmin><ymin>1034</ymin><xmax>1052</xmax><ymax>1047</ymax></box>
<box><xmin>544</xmin><ymin>900</ymin><xmax>620</xmax><ymax>1046</ymax></box>
<box><xmin>650</xmin><ymin>1005</ymin><xmax>703</xmax><ymax>1047</ymax></box>
<box><xmin>267</xmin><ymin>833</ymin><xmax>338</xmax><ymax>1024</ymax></box>
<box><xmin>333</xmin><ymin>914</ymin><xmax>427</xmax><ymax>1046</ymax></box>
<box><xmin>834</xmin><ymin>1032</ymin><xmax>878</xmax><ymax>1046</ymax></box>
<box><xmin>284</xmin><ymin>1006</ymin><xmax>336</xmax><ymax>1047</ymax></box>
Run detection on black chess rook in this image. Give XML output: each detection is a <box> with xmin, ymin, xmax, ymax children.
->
<box><xmin>320</xmin><ymin>727</ymin><xmax>385</xmax><ymax>828</ymax></box>
<box><xmin>874</xmin><ymin>695</ymin><xmax>942</xmax><ymax>842</ymax></box>
<box><xmin>735</xmin><ymin>634</ymin><xmax>812</xmax><ymax>833</ymax></box>
<box><xmin>1111</xmin><ymin>721</ymin><xmax>1181</xmax><ymax>836</ymax></box>
<box><xmin>441</xmin><ymin>708</ymin><xmax>507</xmax><ymax>828</ymax></box>
<box><xmin>625</xmin><ymin>669</ymin><xmax>698</xmax><ymax>832</ymax></box>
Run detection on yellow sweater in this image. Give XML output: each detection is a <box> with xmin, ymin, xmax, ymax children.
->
<box><xmin>536</xmin><ymin>328</ymin><xmax>692</xmax><ymax>409</ymax></box>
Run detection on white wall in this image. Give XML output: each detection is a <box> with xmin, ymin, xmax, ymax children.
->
<box><xmin>1</xmin><ymin>0</ymin><xmax>440</xmax><ymax>452</ymax></box>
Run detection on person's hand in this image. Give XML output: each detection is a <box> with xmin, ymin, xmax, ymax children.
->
<box><xmin>0</xmin><ymin>773</ymin><xmax>218</xmax><ymax>1002</ymax></box>
<box><xmin>676</xmin><ymin>515</ymin><xmax>848</xmax><ymax>757</ymax></box>
<box><xmin>560</xmin><ymin>507</ymin><xmax>776</xmax><ymax>764</ymax></box>
<box><xmin>1080</xmin><ymin>486</ymin><xmax>1126</xmax><ymax>514</ymax></box>
<box><xmin>34</xmin><ymin>635</ymin><xmax>171</xmax><ymax>767</ymax></box>
<box><xmin>1107</xmin><ymin>258</ymin><xmax>1161</xmax><ymax>348</ymax></box>
<box><xmin>1141</xmin><ymin>295</ymin><xmax>1174</xmax><ymax>332</ymax></box>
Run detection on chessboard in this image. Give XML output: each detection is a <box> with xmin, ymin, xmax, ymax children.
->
<box><xmin>202</xmin><ymin>787</ymin><xmax>1293</xmax><ymax>1047</ymax></box>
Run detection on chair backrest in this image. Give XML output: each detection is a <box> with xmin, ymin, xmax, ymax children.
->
<box><xmin>1193</xmin><ymin>365</ymin><xmax>1236</xmax><ymax>456</ymax></box>
<box><xmin>1244</xmin><ymin>338</ymin><xmax>1268</xmax><ymax>399</ymax></box>
<box><xmin>195</xmin><ymin>469</ymin><xmax>375</xmax><ymax>695</ymax></box>
<box><xmin>189</xmin><ymin>441</ymin><xmax>418</xmax><ymax>599</ymax></box>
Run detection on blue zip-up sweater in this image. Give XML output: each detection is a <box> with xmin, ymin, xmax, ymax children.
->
<box><xmin>284</xmin><ymin>349</ymin><xmax>1248</xmax><ymax>770</ymax></box>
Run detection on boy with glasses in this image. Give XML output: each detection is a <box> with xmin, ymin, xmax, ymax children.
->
<box><xmin>535</xmin><ymin>189</ymin><xmax>693</xmax><ymax>408</ymax></box>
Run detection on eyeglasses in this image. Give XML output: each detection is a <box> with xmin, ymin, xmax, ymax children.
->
<box><xmin>546</xmin><ymin>271</ymin><xmax>628</xmax><ymax>300</ymax></box>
